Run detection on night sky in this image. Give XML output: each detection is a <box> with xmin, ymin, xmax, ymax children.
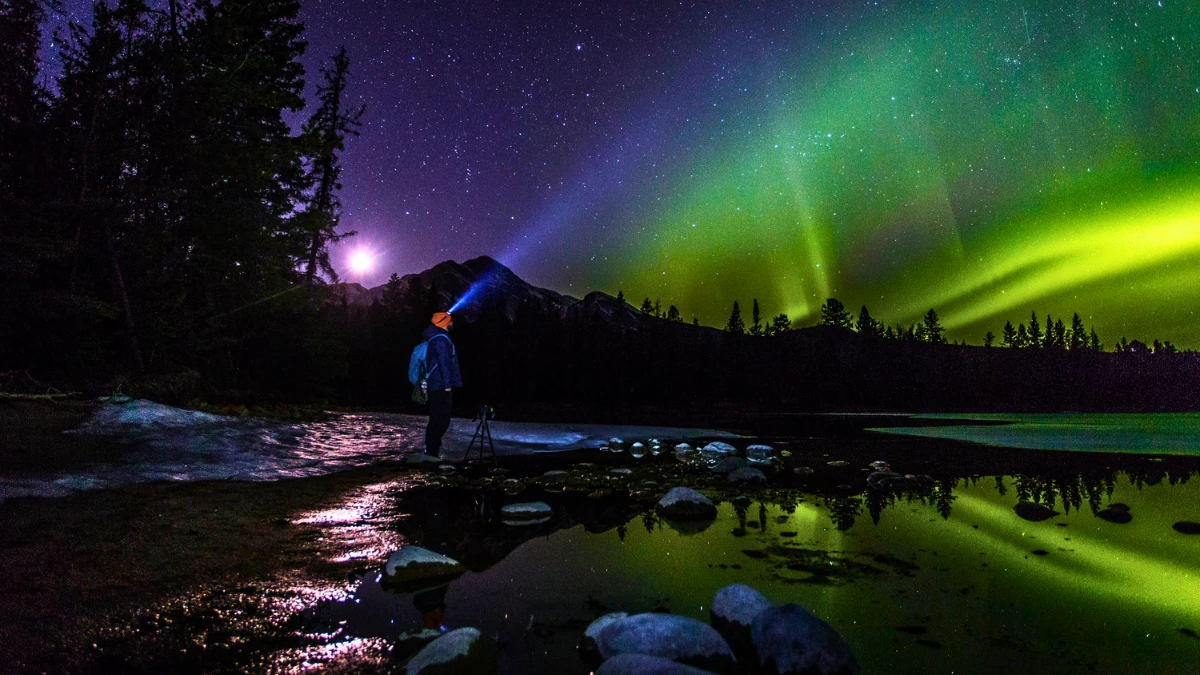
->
<box><xmin>45</xmin><ymin>1</ymin><xmax>1200</xmax><ymax>345</ymax></box>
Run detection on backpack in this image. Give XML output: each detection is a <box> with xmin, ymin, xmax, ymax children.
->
<box><xmin>408</xmin><ymin>334</ymin><xmax>449</xmax><ymax>386</ymax></box>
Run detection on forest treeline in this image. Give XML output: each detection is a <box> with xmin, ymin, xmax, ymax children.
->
<box><xmin>2</xmin><ymin>1</ymin><xmax>1196</xmax><ymax>413</ymax></box>
<box><xmin>1</xmin><ymin>0</ymin><xmax>360</xmax><ymax>397</ymax></box>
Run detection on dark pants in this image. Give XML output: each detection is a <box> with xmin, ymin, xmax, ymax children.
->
<box><xmin>425</xmin><ymin>389</ymin><xmax>453</xmax><ymax>457</ymax></box>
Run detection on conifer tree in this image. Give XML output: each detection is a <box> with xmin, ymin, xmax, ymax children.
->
<box><xmin>856</xmin><ymin>305</ymin><xmax>883</xmax><ymax>339</ymax></box>
<box><xmin>984</xmin><ymin>331</ymin><xmax>995</xmax><ymax>348</ymax></box>
<box><xmin>666</xmin><ymin>304</ymin><xmax>680</xmax><ymax>322</ymax></box>
<box><xmin>615</xmin><ymin>289</ymin><xmax>624</xmax><ymax>304</ymax></box>
<box><xmin>299</xmin><ymin>46</ymin><xmax>364</xmax><ymax>285</ymax></box>
<box><xmin>770</xmin><ymin>313</ymin><xmax>790</xmax><ymax>336</ymax></box>
<box><xmin>1016</xmin><ymin>324</ymin><xmax>1029</xmax><ymax>348</ymax></box>
<box><xmin>921</xmin><ymin>309</ymin><xmax>945</xmax><ymax>344</ymax></box>
<box><xmin>1052</xmin><ymin>319</ymin><xmax>1066</xmax><ymax>349</ymax></box>
<box><xmin>1070</xmin><ymin>313</ymin><xmax>1086</xmax><ymax>350</ymax></box>
<box><xmin>819</xmin><ymin>298</ymin><xmax>852</xmax><ymax>328</ymax></box>
<box><xmin>640</xmin><ymin>297</ymin><xmax>653</xmax><ymax>314</ymax></box>
<box><xmin>1002</xmin><ymin>320</ymin><xmax>1016</xmax><ymax>348</ymax></box>
<box><xmin>750</xmin><ymin>298</ymin><xmax>763</xmax><ymax>336</ymax></box>
<box><xmin>1028</xmin><ymin>311</ymin><xmax>1042</xmax><ymax>347</ymax></box>
<box><xmin>725</xmin><ymin>301</ymin><xmax>745</xmax><ymax>334</ymax></box>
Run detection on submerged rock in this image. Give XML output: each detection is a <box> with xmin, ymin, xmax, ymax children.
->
<box><xmin>711</xmin><ymin>584</ymin><xmax>772</xmax><ymax>663</ymax></box>
<box><xmin>793</xmin><ymin>467</ymin><xmax>813</xmax><ymax>476</ymax></box>
<box><xmin>579</xmin><ymin>612</ymin><xmax>628</xmax><ymax>664</ymax></box>
<box><xmin>711</xmin><ymin>457</ymin><xmax>750</xmax><ymax>474</ymax></box>
<box><xmin>656</xmin><ymin>487</ymin><xmax>717</xmax><ymax>521</ymax></box>
<box><xmin>597</xmin><ymin>654</ymin><xmax>719</xmax><ymax>675</ymax></box>
<box><xmin>1173</xmin><ymin>521</ymin><xmax>1200</xmax><ymax>535</ymax></box>
<box><xmin>404</xmin><ymin>627</ymin><xmax>498</xmax><ymax>675</ymax></box>
<box><xmin>597</xmin><ymin>613</ymin><xmax>738</xmax><ymax>674</ymax></box>
<box><xmin>728</xmin><ymin>468</ymin><xmax>767</xmax><ymax>484</ymax></box>
<box><xmin>1014</xmin><ymin>502</ymin><xmax>1059</xmax><ymax>522</ymax></box>
<box><xmin>750</xmin><ymin>604</ymin><xmax>860</xmax><ymax>675</ymax></box>
<box><xmin>630</xmin><ymin>442</ymin><xmax>648</xmax><ymax>459</ymax></box>
<box><xmin>1096</xmin><ymin>503</ymin><xmax>1132</xmax><ymax>524</ymax></box>
<box><xmin>383</xmin><ymin>546</ymin><xmax>465</xmax><ymax>591</ymax></box>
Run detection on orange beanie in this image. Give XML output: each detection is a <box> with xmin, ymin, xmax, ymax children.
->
<box><xmin>431</xmin><ymin>312</ymin><xmax>452</xmax><ymax>329</ymax></box>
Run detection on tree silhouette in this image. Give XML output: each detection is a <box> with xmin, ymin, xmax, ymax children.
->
<box><xmin>1016</xmin><ymin>324</ymin><xmax>1029</xmax><ymax>348</ymax></box>
<box><xmin>1002</xmin><ymin>320</ymin><xmax>1016</xmax><ymax>348</ymax></box>
<box><xmin>769</xmin><ymin>313</ymin><xmax>791</xmax><ymax>336</ymax></box>
<box><xmin>1069</xmin><ymin>313</ymin><xmax>1086</xmax><ymax>350</ymax></box>
<box><xmin>749</xmin><ymin>298</ymin><xmax>763</xmax><ymax>336</ymax></box>
<box><xmin>615</xmin><ymin>289</ymin><xmax>624</xmax><ymax>304</ymax></box>
<box><xmin>819</xmin><ymin>298</ymin><xmax>852</xmax><ymax>328</ymax></box>
<box><xmin>921</xmin><ymin>309</ymin><xmax>945</xmax><ymax>344</ymax></box>
<box><xmin>725</xmin><ymin>301</ymin><xmax>745</xmax><ymax>334</ymax></box>
<box><xmin>666</xmin><ymin>304</ymin><xmax>681</xmax><ymax>322</ymax></box>
<box><xmin>1028</xmin><ymin>311</ymin><xmax>1043</xmax><ymax>348</ymax></box>
<box><xmin>856</xmin><ymin>305</ymin><xmax>884</xmax><ymax>339</ymax></box>
<box><xmin>984</xmin><ymin>331</ymin><xmax>995</xmax><ymax>348</ymax></box>
<box><xmin>640</xmin><ymin>297</ymin><xmax>653</xmax><ymax>314</ymax></box>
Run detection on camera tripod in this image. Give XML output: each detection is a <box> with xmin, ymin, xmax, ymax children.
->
<box><xmin>466</xmin><ymin>404</ymin><xmax>497</xmax><ymax>466</ymax></box>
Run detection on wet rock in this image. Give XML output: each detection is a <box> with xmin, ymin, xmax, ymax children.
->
<box><xmin>656</xmin><ymin>487</ymin><xmax>717</xmax><ymax>521</ymax></box>
<box><xmin>405</xmin><ymin>453</ymin><xmax>442</xmax><ymax>466</ymax></box>
<box><xmin>500</xmin><ymin>502</ymin><xmax>552</xmax><ymax>521</ymax></box>
<box><xmin>1096</xmin><ymin>504</ymin><xmax>1132</xmax><ymax>524</ymax></box>
<box><xmin>383</xmin><ymin>546</ymin><xmax>465</xmax><ymax>592</ymax></box>
<box><xmin>702</xmin><ymin>441</ymin><xmax>738</xmax><ymax>455</ymax></box>
<box><xmin>869</xmin><ymin>460</ymin><xmax>890</xmax><ymax>472</ymax></box>
<box><xmin>711</xmin><ymin>584</ymin><xmax>772</xmax><ymax>664</ymax></box>
<box><xmin>404</xmin><ymin>627</ymin><xmax>498</xmax><ymax>675</ymax></box>
<box><xmin>728</xmin><ymin>468</ymin><xmax>767</xmax><ymax>484</ymax></box>
<box><xmin>650</xmin><ymin>439</ymin><xmax>663</xmax><ymax>455</ymax></box>
<box><xmin>1014</xmin><ymin>502</ymin><xmax>1059</xmax><ymax>522</ymax></box>
<box><xmin>750</xmin><ymin>604</ymin><xmax>860</xmax><ymax>675</ymax></box>
<box><xmin>438</xmin><ymin>464</ymin><xmax>457</xmax><ymax>473</ymax></box>
<box><xmin>825</xmin><ymin>460</ymin><xmax>849</xmax><ymax>467</ymax></box>
<box><xmin>611</xmin><ymin>468</ymin><xmax>634</xmax><ymax>476</ymax></box>
<box><xmin>610</xmin><ymin>438</ymin><xmax>626</xmax><ymax>451</ymax></box>
<box><xmin>630</xmin><ymin>442</ymin><xmax>648</xmax><ymax>459</ymax></box>
<box><xmin>711</xmin><ymin>457</ymin><xmax>750</xmax><ymax>474</ymax></box>
<box><xmin>543</xmin><ymin>470</ymin><xmax>569</xmax><ymax>478</ymax></box>
<box><xmin>597</xmin><ymin>654</ymin><xmax>719</xmax><ymax>675</ymax></box>
<box><xmin>396</xmin><ymin>628</ymin><xmax>442</xmax><ymax>659</ymax></box>
<box><xmin>746</xmin><ymin>445</ymin><xmax>775</xmax><ymax>464</ymax></box>
<box><xmin>579</xmin><ymin>612</ymin><xmax>628</xmax><ymax>664</ymax></box>
<box><xmin>793</xmin><ymin>467</ymin><xmax>813</xmax><ymax>476</ymax></box>
<box><xmin>500</xmin><ymin>478</ymin><xmax>526</xmax><ymax>496</ymax></box>
<box><xmin>588</xmin><ymin>489</ymin><xmax>612</xmax><ymax>499</ymax></box>
<box><xmin>597</xmin><ymin>613</ymin><xmax>737</xmax><ymax>674</ymax></box>
<box><xmin>674</xmin><ymin>443</ymin><xmax>694</xmax><ymax>454</ymax></box>
<box><xmin>1172</xmin><ymin>521</ymin><xmax>1200</xmax><ymax>535</ymax></box>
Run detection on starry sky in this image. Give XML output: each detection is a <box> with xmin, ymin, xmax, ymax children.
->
<box><xmin>44</xmin><ymin>0</ymin><xmax>1200</xmax><ymax>345</ymax></box>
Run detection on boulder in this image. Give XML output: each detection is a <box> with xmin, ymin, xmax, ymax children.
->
<box><xmin>1173</xmin><ymin>521</ymin><xmax>1200</xmax><ymax>535</ymax></box>
<box><xmin>728</xmin><ymin>468</ymin><xmax>767</xmax><ymax>484</ymax></box>
<box><xmin>746</xmin><ymin>445</ymin><xmax>775</xmax><ymax>463</ymax></box>
<box><xmin>1096</xmin><ymin>504</ymin><xmax>1132</xmax><ymax>524</ymax></box>
<box><xmin>793</xmin><ymin>467</ymin><xmax>813</xmax><ymax>476</ymax></box>
<box><xmin>1014</xmin><ymin>502</ymin><xmax>1059</xmax><ymax>522</ymax></box>
<box><xmin>597</xmin><ymin>613</ymin><xmax>737</xmax><ymax>674</ymax></box>
<box><xmin>404</xmin><ymin>627</ymin><xmax>498</xmax><ymax>675</ymax></box>
<box><xmin>630</xmin><ymin>442</ymin><xmax>648</xmax><ymax>458</ymax></box>
<box><xmin>656</xmin><ymin>487</ymin><xmax>717</xmax><ymax>521</ymax></box>
<box><xmin>750</xmin><ymin>604</ymin><xmax>860</xmax><ymax>675</ymax></box>
<box><xmin>395</xmin><ymin>628</ymin><xmax>443</xmax><ymax>659</ymax></box>
<box><xmin>702</xmin><ymin>441</ymin><xmax>738</xmax><ymax>455</ymax></box>
<box><xmin>674</xmin><ymin>443</ymin><xmax>694</xmax><ymax>454</ymax></box>
<box><xmin>711</xmin><ymin>457</ymin><xmax>750</xmax><ymax>474</ymax></box>
<box><xmin>711</xmin><ymin>584</ymin><xmax>772</xmax><ymax>663</ymax></box>
<box><xmin>579</xmin><ymin>612</ymin><xmax>628</xmax><ymax>664</ymax></box>
<box><xmin>383</xmin><ymin>546</ymin><xmax>465</xmax><ymax>592</ymax></box>
<box><xmin>597</xmin><ymin>654</ymin><xmax>719</xmax><ymax>675</ymax></box>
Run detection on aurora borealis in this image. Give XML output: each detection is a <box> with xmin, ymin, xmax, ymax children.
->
<box><xmin>49</xmin><ymin>0</ymin><xmax>1197</xmax><ymax>344</ymax></box>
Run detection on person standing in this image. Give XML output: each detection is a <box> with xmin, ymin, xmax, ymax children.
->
<box><xmin>422</xmin><ymin>311</ymin><xmax>462</xmax><ymax>459</ymax></box>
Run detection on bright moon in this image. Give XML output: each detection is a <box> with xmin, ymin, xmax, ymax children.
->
<box><xmin>348</xmin><ymin>250</ymin><xmax>374</xmax><ymax>274</ymax></box>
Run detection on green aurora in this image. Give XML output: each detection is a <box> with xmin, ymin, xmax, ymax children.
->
<box><xmin>596</xmin><ymin>0</ymin><xmax>1200</xmax><ymax>346</ymax></box>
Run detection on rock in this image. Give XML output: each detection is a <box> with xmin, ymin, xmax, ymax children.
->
<box><xmin>438</xmin><ymin>464</ymin><xmax>457</xmax><ymax>473</ymax></box>
<box><xmin>597</xmin><ymin>613</ymin><xmax>737</xmax><ymax>674</ymax></box>
<box><xmin>405</xmin><ymin>453</ymin><xmax>442</xmax><ymax>466</ymax></box>
<box><xmin>588</xmin><ymin>488</ymin><xmax>612</xmax><ymax>499</ymax></box>
<box><xmin>597</xmin><ymin>654</ymin><xmax>719</xmax><ymax>675</ymax></box>
<box><xmin>825</xmin><ymin>460</ymin><xmax>849</xmax><ymax>467</ymax></box>
<box><xmin>1173</xmin><ymin>521</ymin><xmax>1200</xmax><ymax>535</ymax></box>
<box><xmin>1096</xmin><ymin>504</ymin><xmax>1132</xmax><ymax>524</ymax></box>
<box><xmin>611</xmin><ymin>468</ymin><xmax>634</xmax><ymax>475</ymax></box>
<box><xmin>711</xmin><ymin>457</ymin><xmax>750</xmax><ymax>474</ymax></box>
<box><xmin>702</xmin><ymin>441</ymin><xmax>738</xmax><ymax>455</ymax></box>
<box><xmin>732</xmin><ymin>494</ymin><xmax>752</xmax><ymax>507</ymax></box>
<box><xmin>404</xmin><ymin>627</ymin><xmax>498</xmax><ymax>675</ymax></box>
<box><xmin>674</xmin><ymin>443</ymin><xmax>694</xmax><ymax>454</ymax></box>
<box><xmin>869</xmin><ymin>460</ymin><xmax>890</xmax><ymax>471</ymax></box>
<box><xmin>1014</xmin><ymin>502</ymin><xmax>1059</xmax><ymax>522</ymax></box>
<box><xmin>711</xmin><ymin>584</ymin><xmax>772</xmax><ymax>663</ymax></box>
<box><xmin>579</xmin><ymin>612</ymin><xmax>628</xmax><ymax>664</ymax></box>
<box><xmin>750</xmin><ymin>604</ymin><xmax>860</xmax><ymax>675</ymax></box>
<box><xmin>544</xmin><ymin>470</ymin><xmax>569</xmax><ymax>478</ymax></box>
<box><xmin>656</xmin><ymin>487</ymin><xmax>717</xmax><ymax>521</ymax></box>
<box><xmin>728</xmin><ymin>468</ymin><xmax>767</xmax><ymax>484</ymax></box>
<box><xmin>746</xmin><ymin>445</ymin><xmax>775</xmax><ymax>463</ymax></box>
<box><xmin>779</xmin><ymin>450</ymin><xmax>792</xmax><ymax>457</ymax></box>
<box><xmin>500</xmin><ymin>502</ymin><xmax>552</xmax><ymax>520</ymax></box>
<box><xmin>500</xmin><ymin>478</ymin><xmax>526</xmax><ymax>496</ymax></box>
<box><xmin>383</xmin><ymin>546</ymin><xmax>465</xmax><ymax>591</ymax></box>
<box><xmin>793</xmin><ymin>467</ymin><xmax>813</xmax><ymax>476</ymax></box>
<box><xmin>662</xmin><ymin>518</ymin><xmax>714</xmax><ymax>536</ymax></box>
<box><xmin>649</xmin><ymin>439</ymin><xmax>663</xmax><ymax>455</ymax></box>
<box><xmin>630</xmin><ymin>442</ymin><xmax>648</xmax><ymax>459</ymax></box>
<box><xmin>395</xmin><ymin>628</ymin><xmax>442</xmax><ymax>659</ymax></box>
<box><xmin>610</xmin><ymin>438</ymin><xmax>626</xmax><ymax>450</ymax></box>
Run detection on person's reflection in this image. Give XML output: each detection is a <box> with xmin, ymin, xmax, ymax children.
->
<box><xmin>414</xmin><ymin>583</ymin><xmax>449</xmax><ymax>631</ymax></box>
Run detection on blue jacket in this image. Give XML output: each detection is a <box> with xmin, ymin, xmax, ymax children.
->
<box><xmin>421</xmin><ymin>324</ymin><xmax>463</xmax><ymax>391</ymax></box>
